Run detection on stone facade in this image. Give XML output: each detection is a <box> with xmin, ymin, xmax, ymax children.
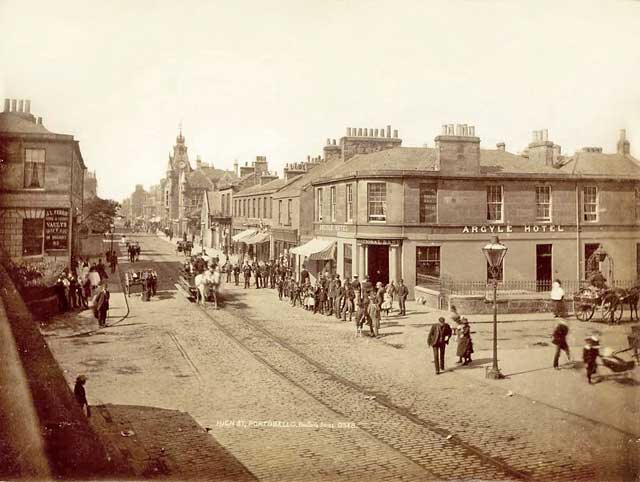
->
<box><xmin>0</xmin><ymin>98</ymin><xmax>85</xmax><ymax>263</ymax></box>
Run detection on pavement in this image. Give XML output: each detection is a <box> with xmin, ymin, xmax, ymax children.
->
<box><xmin>40</xmin><ymin>233</ymin><xmax>640</xmax><ymax>481</ymax></box>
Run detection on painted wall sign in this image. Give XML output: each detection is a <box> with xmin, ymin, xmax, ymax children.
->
<box><xmin>319</xmin><ymin>224</ymin><xmax>349</xmax><ymax>232</ymax></box>
<box><xmin>44</xmin><ymin>208</ymin><xmax>69</xmax><ymax>250</ymax></box>
<box><xmin>358</xmin><ymin>238</ymin><xmax>401</xmax><ymax>246</ymax></box>
<box><xmin>461</xmin><ymin>224</ymin><xmax>565</xmax><ymax>234</ymax></box>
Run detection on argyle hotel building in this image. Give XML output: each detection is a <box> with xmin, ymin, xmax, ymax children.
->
<box><xmin>309</xmin><ymin>124</ymin><xmax>640</xmax><ymax>302</ymax></box>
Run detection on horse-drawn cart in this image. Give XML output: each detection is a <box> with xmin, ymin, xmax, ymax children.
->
<box><xmin>573</xmin><ymin>287</ymin><xmax>623</xmax><ymax>322</ymax></box>
<box><xmin>124</xmin><ymin>269</ymin><xmax>157</xmax><ymax>297</ymax></box>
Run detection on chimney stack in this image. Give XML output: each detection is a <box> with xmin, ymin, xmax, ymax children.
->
<box><xmin>617</xmin><ymin>129</ymin><xmax>631</xmax><ymax>155</ymax></box>
<box><xmin>3</xmin><ymin>99</ymin><xmax>9</xmax><ymax>112</ymax></box>
<box><xmin>25</xmin><ymin>99</ymin><xmax>31</xmax><ymax>113</ymax></box>
<box><xmin>11</xmin><ymin>99</ymin><xmax>17</xmax><ymax>112</ymax></box>
<box><xmin>386</xmin><ymin>125</ymin><xmax>391</xmax><ymax>138</ymax></box>
<box><xmin>496</xmin><ymin>142</ymin><xmax>505</xmax><ymax>151</ymax></box>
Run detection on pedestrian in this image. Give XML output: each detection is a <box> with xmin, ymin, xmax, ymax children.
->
<box><xmin>342</xmin><ymin>281</ymin><xmax>355</xmax><ymax>322</ymax></box>
<box><xmin>456</xmin><ymin>318</ymin><xmax>474</xmax><ymax>365</ymax></box>
<box><xmin>233</xmin><ymin>264</ymin><xmax>241</xmax><ymax>286</ymax></box>
<box><xmin>367</xmin><ymin>294</ymin><xmax>381</xmax><ymax>337</ymax></box>
<box><xmin>552</xmin><ymin>320</ymin><xmax>571</xmax><ymax>369</ymax></box>
<box><xmin>375</xmin><ymin>282</ymin><xmax>385</xmax><ymax>310</ymax></box>
<box><xmin>427</xmin><ymin>316</ymin><xmax>452</xmax><ymax>375</ymax></box>
<box><xmin>386</xmin><ymin>281</ymin><xmax>397</xmax><ymax>312</ymax></box>
<box><xmin>550</xmin><ymin>279</ymin><xmax>566</xmax><ymax>318</ymax></box>
<box><xmin>243</xmin><ymin>263</ymin><xmax>252</xmax><ymax>289</ymax></box>
<box><xmin>449</xmin><ymin>304</ymin><xmax>461</xmax><ymax>325</ymax></box>
<box><xmin>93</xmin><ymin>283</ymin><xmax>110</xmax><ymax>327</ymax></box>
<box><xmin>381</xmin><ymin>290</ymin><xmax>392</xmax><ymax>318</ymax></box>
<box><xmin>583</xmin><ymin>335</ymin><xmax>600</xmax><ymax>384</ymax></box>
<box><xmin>74</xmin><ymin>375</ymin><xmax>91</xmax><ymax>417</ymax></box>
<box><xmin>68</xmin><ymin>274</ymin><xmax>79</xmax><ymax>309</ymax></box>
<box><xmin>397</xmin><ymin>279</ymin><xmax>408</xmax><ymax>316</ymax></box>
<box><xmin>110</xmin><ymin>250</ymin><xmax>118</xmax><ymax>273</ymax></box>
<box><xmin>277</xmin><ymin>276</ymin><xmax>284</xmax><ymax>300</ymax></box>
<box><xmin>55</xmin><ymin>274</ymin><xmax>69</xmax><ymax>312</ymax></box>
<box><xmin>225</xmin><ymin>261</ymin><xmax>232</xmax><ymax>283</ymax></box>
<box><xmin>335</xmin><ymin>276</ymin><xmax>344</xmax><ymax>319</ymax></box>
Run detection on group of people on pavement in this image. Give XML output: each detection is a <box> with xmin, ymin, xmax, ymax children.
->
<box><xmin>426</xmin><ymin>306</ymin><xmax>475</xmax><ymax>375</ymax></box>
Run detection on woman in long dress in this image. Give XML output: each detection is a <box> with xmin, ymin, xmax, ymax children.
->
<box><xmin>456</xmin><ymin>318</ymin><xmax>474</xmax><ymax>365</ymax></box>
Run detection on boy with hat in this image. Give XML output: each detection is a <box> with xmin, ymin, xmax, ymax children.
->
<box><xmin>583</xmin><ymin>335</ymin><xmax>600</xmax><ymax>384</ymax></box>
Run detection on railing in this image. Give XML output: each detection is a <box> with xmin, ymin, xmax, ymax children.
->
<box><xmin>419</xmin><ymin>277</ymin><xmax>638</xmax><ymax>297</ymax></box>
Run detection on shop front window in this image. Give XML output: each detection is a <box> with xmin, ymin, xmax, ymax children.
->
<box><xmin>22</xmin><ymin>218</ymin><xmax>44</xmax><ymax>256</ymax></box>
<box><xmin>416</xmin><ymin>246</ymin><xmax>440</xmax><ymax>287</ymax></box>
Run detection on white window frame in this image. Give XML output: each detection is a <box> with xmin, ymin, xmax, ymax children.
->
<box><xmin>583</xmin><ymin>186</ymin><xmax>598</xmax><ymax>222</ymax></box>
<box><xmin>367</xmin><ymin>182</ymin><xmax>387</xmax><ymax>223</ymax></box>
<box><xmin>330</xmin><ymin>186</ymin><xmax>336</xmax><ymax>222</ymax></box>
<box><xmin>535</xmin><ymin>185</ymin><xmax>552</xmax><ymax>222</ymax></box>
<box><xmin>24</xmin><ymin>148</ymin><xmax>46</xmax><ymax>189</ymax></box>
<box><xmin>346</xmin><ymin>183</ymin><xmax>353</xmax><ymax>222</ymax></box>
<box><xmin>486</xmin><ymin>185</ymin><xmax>504</xmax><ymax>223</ymax></box>
<box><xmin>316</xmin><ymin>188</ymin><xmax>323</xmax><ymax>222</ymax></box>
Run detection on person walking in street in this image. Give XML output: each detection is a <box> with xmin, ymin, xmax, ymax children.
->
<box><xmin>110</xmin><ymin>250</ymin><xmax>118</xmax><ymax>273</ymax></box>
<box><xmin>583</xmin><ymin>335</ymin><xmax>600</xmax><ymax>384</ymax></box>
<box><xmin>94</xmin><ymin>283</ymin><xmax>110</xmax><ymax>327</ymax></box>
<box><xmin>243</xmin><ymin>263</ymin><xmax>252</xmax><ymax>289</ymax></box>
<box><xmin>367</xmin><ymin>294</ymin><xmax>381</xmax><ymax>337</ymax></box>
<box><xmin>233</xmin><ymin>264</ymin><xmax>241</xmax><ymax>286</ymax></box>
<box><xmin>55</xmin><ymin>274</ymin><xmax>69</xmax><ymax>312</ymax></box>
<box><xmin>375</xmin><ymin>282</ymin><xmax>385</xmax><ymax>310</ymax></box>
<box><xmin>397</xmin><ymin>279</ymin><xmax>408</xmax><ymax>316</ymax></box>
<box><xmin>552</xmin><ymin>319</ymin><xmax>571</xmax><ymax>369</ymax></box>
<box><xmin>342</xmin><ymin>280</ymin><xmax>355</xmax><ymax>322</ymax></box>
<box><xmin>550</xmin><ymin>279</ymin><xmax>566</xmax><ymax>318</ymax></box>
<box><xmin>456</xmin><ymin>318</ymin><xmax>474</xmax><ymax>365</ymax></box>
<box><xmin>386</xmin><ymin>281</ymin><xmax>397</xmax><ymax>313</ymax></box>
<box><xmin>427</xmin><ymin>316</ymin><xmax>452</xmax><ymax>375</ymax></box>
<box><xmin>335</xmin><ymin>276</ymin><xmax>345</xmax><ymax>319</ymax></box>
<box><xmin>74</xmin><ymin>375</ymin><xmax>91</xmax><ymax>417</ymax></box>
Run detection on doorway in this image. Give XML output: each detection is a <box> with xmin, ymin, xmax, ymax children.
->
<box><xmin>367</xmin><ymin>245</ymin><xmax>389</xmax><ymax>286</ymax></box>
<box><xmin>536</xmin><ymin>244</ymin><xmax>552</xmax><ymax>291</ymax></box>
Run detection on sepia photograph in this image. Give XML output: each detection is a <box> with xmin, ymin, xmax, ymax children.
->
<box><xmin>1</xmin><ymin>1</ymin><xmax>639</xmax><ymax>481</ymax></box>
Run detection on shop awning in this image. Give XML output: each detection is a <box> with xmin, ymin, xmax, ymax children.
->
<box><xmin>244</xmin><ymin>231</ymin><xmax>270</xmax><ymax>245</ymax></box>
<box><xmin>290</xmin><ymin>238</ymin><xmax>336</xmax><ymax>260</ymax></box>
<box><xmin>232</xmin><ymin>228</ymin><xmax>257</xmax><ymax>242</ymax></box>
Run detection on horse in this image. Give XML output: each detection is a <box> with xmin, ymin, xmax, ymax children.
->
<box><xmin>196</xmin><ymin>277</ymin><xmax>218</xmax><ymax>308</ymax></box>
<box><xmin>625</xmin><ymin>285</ymin><xmax>640</xmax><ymax>321</ymax></box>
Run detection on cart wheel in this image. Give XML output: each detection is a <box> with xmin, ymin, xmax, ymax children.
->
<box><xmin>574</xmin><ymin>299</ymin><xmax>594</xmax><ymax>321</ymax></box>
<box><xmin>600</xmin><ymin>294</ymin><xmax>622</xmax><ymax>323</ymax></box>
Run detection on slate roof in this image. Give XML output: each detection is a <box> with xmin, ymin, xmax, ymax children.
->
<box><xmin>185</xmin><ymin>167</ymin><xmax>238</xmax><ymax>190</ymax></box>
<box><xmin>312</xmin><ymin>146</ymin><xmax>640</xmax><ymax>183</ymax></box>
<box><xmin>273</xmin><ymin>158</ymin><xmax>345</xmax><ymax>199</ymax></box>
<box><xmin>0</xmin><ymin>112</ymin><xmax>54</xmax><ymax>135</ymax></box>
<box><xmin>235</xmin><ymin>178</ymin><xmax>288</xmax><ymax>197</ymax></box>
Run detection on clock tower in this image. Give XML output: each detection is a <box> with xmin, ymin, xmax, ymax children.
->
<box><xmin>164</xmin><ymin>126</ymin><xmax>192</xmax><ymax>235</ymax></box>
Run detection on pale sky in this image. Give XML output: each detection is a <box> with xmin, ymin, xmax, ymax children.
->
<box><xmin>1</xmin><ymin>0</ymin><xmax>639</xmax><ymax>201</ymax></box>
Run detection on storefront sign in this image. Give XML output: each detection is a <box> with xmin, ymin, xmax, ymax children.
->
<box><xmin>358</xmin><ymin>238</ymin><xmax>401</xmax><ymax>246</ymax></box>
<box><xmin>44</xmin><ymin>208</ymin><xmax>69</xmax><ymax>250</ymax></box>
<box><xmin>319</xmin><ymin>224</ymin><xmax>349</xmax><ymax>232</ymax></box>
<box><xmin>462</xmin><ymin>224</ymin><xmax>564</xmax><ymax>234</ymax></box>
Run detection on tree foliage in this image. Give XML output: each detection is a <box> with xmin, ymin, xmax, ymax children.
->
<box><xmin>80</xmin><ymin>197</ymin><xmax>119</xmax><ymax>233</ymax></box>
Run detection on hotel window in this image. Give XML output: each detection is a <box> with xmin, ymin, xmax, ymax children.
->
<box><xmin>536</xmin><ymin>186</ymin><xmax>551</xmax><ymax>222</ymax></box>
<box><xmin>252</xmin><ymin>198</ymin><xmax>256</xmax><ymax>218</ymax></box>
<box><xmin>243</xmin><ymin>199</ymin><xmax>247</xmax><ymax>217</ymax></box>
<box><xmin>287</xmin><ymin>199</ymin><xmax>292</xmax><ymax>225</ymax></box>
<box><xmin>487</xmin><ymin>185</ymin><xmax>503</xmax><ymax>222</ymax></box>
<box><xmin>583</xmin><ymin>186</ymin><xmax>598</xmax><ymax>222</ymax></box>
<box><xmin>22</xmin><ymin>218</ymin><xmax>44</xmax><ymax>256</ymax></box>
<box><xmin>487</xmin><ymin>260</ymin><xmax>504</xmax><ymax>282</ymax></box>
<box><xmin>24</xmin><ymin>148</ymin><xmax>45</xmax><ymax>188</ymax></box>
<box><xmin>316</xmin><ymin>188</ymin><xmax>323</xmax><ymax>222</ymax></box>
<box><xmin>278</xmin><ymin>200</ymin><xmax>283</xmax><ymax>224</ymax></box>
<box><xmin>367</xmin><ymin>182</ymin><xmax>386</xmax><ymax>222</ymax></box>
<box><xmin>330</xmin><ymin>187</ymin><xmax>336</xmax><ymax>221</ymax></box>
<box><xmin>419</xmin><ymin>183</ymin><xmax>437</xmax><ymax>223</ymax></box>
<box><xmin>346</xmin><ymin>184</ymin><xmax>354</xmax><ymax>222</ymax></box>
<box><xmin>258</xmin><ymin>198</ymin><xmax>262</xmax><ymax>218</ymax></box>
<box><xmin>635</xmin><ymin>185</ymin><xmax>640</xmax><ymax>222</ymax></box>
<box><xmin>344</xmin><ymin>243</ymin><xmax>352</xmax><ymax>280</ymax></box>
<box><xmin>264</xmin><ymin>197</ymin><xmax>268</xmax><ymax>218</ymax></box>
<box><xmin>416</xmin><ymin>246</ymin><xmax>440</xmax><ymax>286</ymax></box>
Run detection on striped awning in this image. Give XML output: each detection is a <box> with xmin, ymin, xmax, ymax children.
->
<box><xmin>232</xmin><ymin>228</ymin><xmax>257</xmax><ymax>242</ymax></box>
<box><xmin>290</xmin><ymin>238</ymin><xmax>336</xmax><ymax>260</ymax></box>
<box><xmin>244</xmin><ymin>231</ymin><xmax>270</xmax><ymax>245</ymax></box>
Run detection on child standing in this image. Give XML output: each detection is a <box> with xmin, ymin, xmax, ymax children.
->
<box><xmin>552</xmin><ymin>320</ymin><xmax>571</xmax><ymax>369</ymax></box>
<box><xmin>582</xmin><ymin>336</ymin><xmax>600</xmax><ymax>384</ymax></box>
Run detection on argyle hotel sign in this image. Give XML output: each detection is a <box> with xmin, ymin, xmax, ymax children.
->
<box><xmin>44</xmin><ymin>208</ymin><xmax>69</xmax><ymax>250</ymax></box>
<box><xmin>462</xmin><ymin>224</ymin><xmax>565</xmax><ymax>234</ymax></box>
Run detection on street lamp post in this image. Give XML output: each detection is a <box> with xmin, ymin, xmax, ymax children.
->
<box><xmin>482</xmin><ymin>236</ymin><xmax>508</xmax><ymax>380</ymax></box>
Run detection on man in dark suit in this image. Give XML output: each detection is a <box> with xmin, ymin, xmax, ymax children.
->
<box><xmin>427</xmin><ymin>317</ymin><xmax>452</xmax><ymax>374</ymax></box>
<box><xmin>94</xmin><ymin>283</ymin><xmax>110</xmax><ymax>327</ymax></box>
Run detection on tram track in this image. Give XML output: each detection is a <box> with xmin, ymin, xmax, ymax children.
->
<box><xmin>141</xmin><ymin>235</ymin><xmax>600</xmax><ymax>481</ymax></box>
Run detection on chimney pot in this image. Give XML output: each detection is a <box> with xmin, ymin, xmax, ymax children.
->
<box><xmin>18</xmin><ymin>100</ymin><xmax>24</xmax><ymax>112</ymax></box>
<box><xmin>448</xmin><ymin>124</ymin><xmax>454</xmax><ymax>135</ymax></box>
<box><xmin>619</xmin><ymin>129</ymin><xmax>626</xmax><ymax>142</ymax></box>
<box><xmin>37</xmin><ymin>117</ymin><xmax>42</xmax><ymax>125</ymax></box>
<box><xmin>393</xmin><ymin>129</ymin><xmax>398</xmax><ymax>138</ymax></box>
<box><xmin>496</xmin><ymin>142</ymin><xmax>505</xmax><ymax>151</ymax></box>
<box><xmin>442</xmin><ymin>124</ymin><xmax>447</xmax><ymax>135</ymax></box>
<box><xmin>25</xmin><ymin>99</ymin><xmax>31</xmax><ymax>113</ymax></box>
<box><xmin>11</xmin><ymin>99</ymin><xmax>17</xmax><ymax>112</ymax></box>
<box><xmin>357</xmin><ymin>128</ymin><xmax>363</xmax><ymax>136</ymax></box>
<box><xmin>332</xmin><ymin>139</ymin><xmax>336</xmax><ymax>145</ymax></box>
<box><xmin>327</xmin><ymin>138</ymin><xmax>330</xmax><ymax>145</ymax></box>
<box><xmin>3</xmin><ymin>99</ymin><xmax>9</xmax><ymax>112</ymax></box>
<box><xmin>364</xmin><ymin>128</ymin><xmax>369</xmax><ymax>137</ymax></box>
<box><xmin>469</xmin><ymin>126</ymin><xmax>475</xmax><ymax>136</ymax></box>
<box><xmin>386</xmin><ymin>125</ymin><xmax>391</xmax><ymax>138</ymax></box>
<box><xmin>543</xmin><ymin>129</ymin><xmax>549</xmax><ymax>142</ymax></box>
<box><xmin>346</xmin><ymin>127</ymin><xmax>351</xmax><ymax>136</ymax></box>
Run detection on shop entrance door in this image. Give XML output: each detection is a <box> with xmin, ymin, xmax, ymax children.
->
<box><xmin>367</xmin><ymin>245</ymin><xmax>389</xmax><ymax>286</ymax></box>
<box><xmin>536</xmin><ymin>244</ymin><xmax>552</xmax><ymax>291</ymax></box>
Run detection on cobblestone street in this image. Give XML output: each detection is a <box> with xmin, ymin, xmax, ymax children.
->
<box><xmin>42</xmin><ymin>235</ymin><xmax>640</xmax><ymax>481</ymax></box>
